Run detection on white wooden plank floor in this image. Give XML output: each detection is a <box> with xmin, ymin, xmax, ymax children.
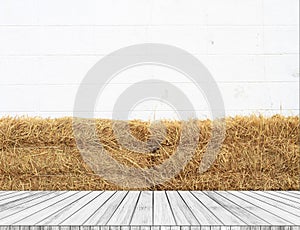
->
<box><xmin>0</xmin><ymin>191</ymin><xmax>299</xmax><ymax>228</ymax></box>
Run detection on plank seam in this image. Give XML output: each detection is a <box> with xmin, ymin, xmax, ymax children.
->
<box><xmin>82</xmin><ymin>191</ymin><xmax>117</xmax><ymax>225</ymax></box>
<box><xmin>0</xmin><ymin>192</ymin><xmax>52</xmax><ymax>213</ymax></box>
<box><xmin>165</xmin><ymin>191</ymin><xmax>177</xmax><ymax>225</ymax></box>
<box><xmin>266</xmin><ymin>192</ymin><xmax>300</xmax><ymax>204</ymax></box>
<box><xmin>128</xmin><ymin>191</ymin><xmax>142</xmax><ymax>225</ymax></box>
<box><xmin>104</xmin><ymin>191</ymin><xmax>130</xmax><ymax>225</ymax></box>
<box><xmin>177</xmin><ymin>191</ymin><xmax>201</xmax><ymax>225</ymax></box>
<box><xmin>215</xmin><ymin>191</ymin><xmax>271</xmax><ymax>225</ymax></box>
<box><xmin>0</xmin><ymin>191</ymin><xmax>68</xmax><ymax>222</ymax></box>
<box><xmin>243</xmin><ymin>191</ymin><xmax>300</xmax><ymax>218</ymax></box>
<box><xmin>251</xmin><ymin>191</ymin><xmax>300</xmax><ymax>211</ymax></box>
<box><xmin>230</xmin><ymin>192</ymin><xmax>295</xmax><ymax>225</ymax></box>
<box><xmin>35</xmin><ymin>191</ymin><xmax>93</xmax><ymax>225</ymax></box>
<box><xmin>12</xmin><ymin>191</ymin><xmax>81</xmax><ymax>225</ymax></box>
<box><xmin>189</xmin><ymin>191</ymin><xmax>224</xmax><ymax>225</ymax></box>
<box><xmin>202</xmin><ymin>191</ymin><xmax>248</xmax><ymax>225</ymax></box>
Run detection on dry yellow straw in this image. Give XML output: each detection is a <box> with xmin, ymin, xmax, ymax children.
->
<box><xmin>0</xmin><ymin>114</ymin><xmax>299</xmax><ymax>190</ymax></box>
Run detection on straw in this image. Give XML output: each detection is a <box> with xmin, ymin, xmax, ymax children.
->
<box><xmin>0</xmin><ymin>114</ymin><xmax>299</xmax><ymax>190</ymax></box>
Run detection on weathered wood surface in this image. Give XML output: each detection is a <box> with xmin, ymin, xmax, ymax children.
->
<box><xmin>0</xmin><ymin>191</ymin><xmax>299</xmax><ymax>227</ymax></box>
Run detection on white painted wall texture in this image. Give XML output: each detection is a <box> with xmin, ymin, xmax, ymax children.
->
<box><xmin>0</xmin><ymin>0</ymin><xmax>299</xmax><ymax>120</ymax></box>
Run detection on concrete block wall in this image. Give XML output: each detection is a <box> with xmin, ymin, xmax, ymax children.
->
<box><xmin>0</xmin><ymin>0</ymin><xmax>298</xmax><ymax>120</ymax></box>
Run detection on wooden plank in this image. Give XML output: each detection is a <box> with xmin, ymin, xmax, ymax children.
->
<box><xmin>153</xmin><ymin>191</ymin><xmax>176</xmax><ymax>225</ymax></box>
<box><xmin>160</xmin><ymin>227</ymin><xmax>171</xmax><ymax>230</ymax></box>
<box><xmin>130</xmin><ymin>191</ymin><xmax>153</xmax><ymax>225</ymax></box>
<box><xmin>0</xmin><ymin>192</ymin><xmax>50</xmax><ymax>213</ymax></box>
<box><xmin>223</xmin><ymin>191</ymin><xmax>291</xmax><ymax>225</ymax></box>
<box><xmin>14</xmin><ymin>191</ymin><xmax>90</xmax><ymax>225</ymax></box>
<box><xmin>0</xmin><ymin>191</ymin><xmax>38</xmax><ymax>206</ymax></box>
<box><xmin>0</xmin><ymin>191</ymin><xmax>298</xmax><ymax>226</ymax></box>
<box><xmin>84</xmin><ymin>191</ymin><xmax>128</xmax><ymax>225</ymax></box>
<box><xmin>204</xmin><ymin>191</ymin><xmax>268</xmax><ymax>225</ymax></box>
<box><xmin>37</xmin><ymin>191</ymin><xmax>102</xmax><ymax>225</ymax></box>
<box><xmin>178</xmin><ymin>191</ymin><xmax>222</xmax><ymax>225</ymax></box>
<box><xmin>107</xmin><ymin>191</ymin><xmax>140</xmax><ymax>225</ymax></box>
<box><xmin>0</xmin><ymin>191</ymin><xmax>27</xmax><ymax>202</ymax></box>
<box><xmin>266</xmin><ymin>191</ymin><xmax>300</xmax><ymax>204</ymax></box>
<box><xmin>191</xmin><ymin>191</ymin><xmax>245</xmax><ymax>225</ymax></box>
<box><xmin>234</xmin><ymin>191</ymin><xmax>299</xmax><ymax>225</ymax></box>
<box><xmin>289</xmin><ymin>191</ymin><xmax>300</xmax><ymax>197</ymax></box>
<box><xmin>0</xmin><ymin>191</ymin><xmax>61</xmax><ymax>218</ymax></box>
<box><xmin>0</xmin><ymin>191</ymin><xmax>16</xmax><ymax>198</ymax></box>
<box><xmin>247</xmin><ymin>191</ymin><xmax>300</xmax><ymax>217</ymax></box>
<box><xmin>109</xmin><ymin>227</ymin><xmax>120</xmax><ymax>230</ymax></box>
<box><xmin>0</xmin><ymin>191</ymin><xmax>72</xmax><ymax>225</ymax></box>
<box><xmin>166</xmin><ymin>191</ymin><xmax>199</xmax><ymax>225</ymax></box>
<box><xmin>60</xmin><ymin>191</ymin><xmax>115</xmax><ymax>225</ymax></box>
<box><xmin>1</xmin><ymin>192</ymin><xmax>76</xmax><ymax>225</ymax></box>
<box><xmin>140</xmin><ymin>227</ymin><xmax>151</xmax><ymax>230</ymax></box>
<box><xmin>255</xmin><ymin>191</ymin><xmax>300</xmax><ymax>209</ymax></box>
<box><xmin>218</xmin><ymin>191</ymin><xmax>291</xmax><ymax>225</ymax></box>
<box><xmin>278</xmin><ymin>191</ymin><xmax>300</xmax><ymax>200</ymax></box>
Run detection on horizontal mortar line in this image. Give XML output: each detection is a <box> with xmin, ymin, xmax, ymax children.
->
<box><xmin>0</xmin><ymin>53</ymin><xmax>298</xmax><ymax>57</ymax></box>
<box><xmin>0</xmin><ymin>108</ymin><xmax>299</xmax><ymax>113</ymax></box>
<box><xmin>47</xmin><ymin>109</ymin><xmax>300</xmax><ymax>111</ymax></box>
<box><xmin>0</xmin><ymin>54</ymin><xmax>299</xmax><ymax>58</ymax></box>
<box><xmin>1</xmin><ymin>109</ymin><xmax>299</xmax><ymax>113</ymax></box>
<box><xmin>0</xmin><ymin>24</ymin><xmax>298</xmax><ymax>27</ymax></box>
<box><xmin>0</xmin><ymin>111</ymin><xmax>38</xmax><ymax>113</ymax></box>
<box><xmin>0</xmin><ymin>81</ymin><xmax>299</xmax><ymax>86</ymax></box>
<box><xmin>0</xmin><ymin>112</ymin><xmax>299</xmax><ymax>114</ymax></box>
<box><xmin>36</xmin><ymin>111</ymin><xmax>299</xmax><ymax>115</ymax></box>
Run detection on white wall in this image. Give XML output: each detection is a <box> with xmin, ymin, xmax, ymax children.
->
<box><xmin>0</xmin><ymin>0</ymin><xmax>299</xmax><ymax>120</ymax></box>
